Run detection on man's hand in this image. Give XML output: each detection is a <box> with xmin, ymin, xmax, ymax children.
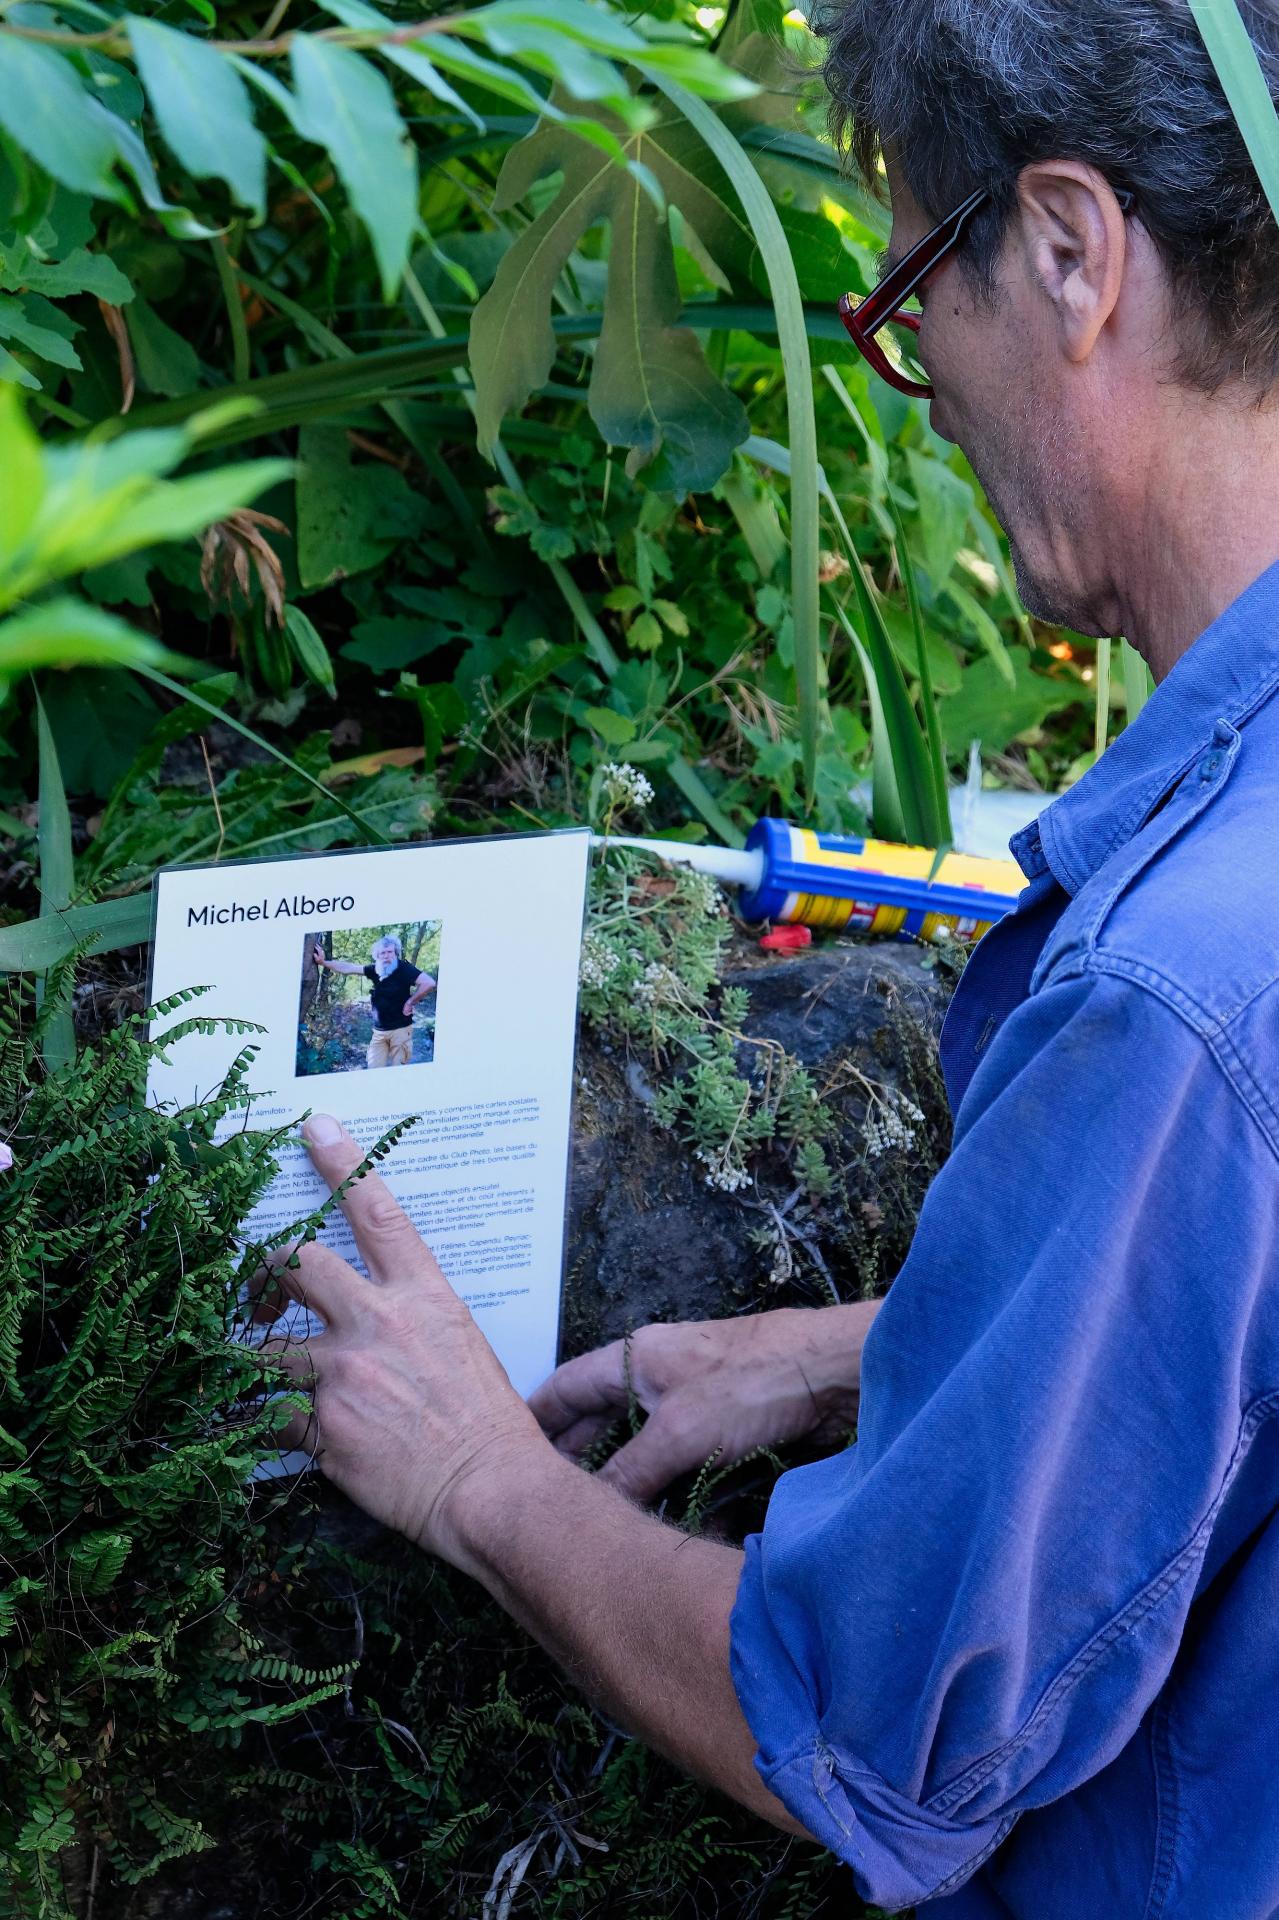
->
<box><xmin>261</xmin><ymin>1114</ymin><xmax>544</xmax><ymax>1570</ymax></box>
<box><xmin>401</xmin><ymin>999</ymin><xmax>415</xmax><ymax>1017</ymax></box>
<box><xmin>312</xmin><ymin>943</ymin><xmax>326</xmax><ymax>968</ymax></box>
<box><xmin>529</xmin><ymin>1302</ymin><xmax>879</xmax><ymax>1505</ymax></box>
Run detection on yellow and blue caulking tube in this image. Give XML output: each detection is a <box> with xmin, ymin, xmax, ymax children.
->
<box><xmin>736</xmin><ymin>818</ymin><xmax>1024</xmax><ymax>943</ymax></box>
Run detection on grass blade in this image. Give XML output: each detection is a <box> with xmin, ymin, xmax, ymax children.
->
<box><xmin>35</xmin><ymin>685</ymin><xmax>76</xmax><ymax>1066</ymax></box>
<box><xmin>1094</xmin><ymin>636</ymin><xmax>1112</xmax><ymax>759</ymax></box>
<box><xmin>132</xmin><ymin>669</ymin><xmax>391</xmax><ymax>846</ymax></box>
<box><xmin>743</xmin><ymin>434</ymin><xmax>948</xmax><ymax>845</ymax></box>
<box><xmin>1120</xmin><ymin>638</ymin><xmax>1151</xmax><ymax>727</ymax></box>
<box><xmin>1189</xmin><ymin>0</ymin><xmax>1279</xmax><ymax>221</ymax></box>
<box><xmin>651</xmin><ymin>77</ymin><xmax>822</xmax><ymax>805</ymax></box>
<box><xmin>0</xmin><ymin>892</ymin><xmax>153</xmax><ymax>973</ymax></box>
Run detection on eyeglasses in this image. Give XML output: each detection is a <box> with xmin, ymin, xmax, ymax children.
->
<box><xmin>839</xmin><ymin>184</ymin><xmax>1136</xmax><ymax>400</ymax></box>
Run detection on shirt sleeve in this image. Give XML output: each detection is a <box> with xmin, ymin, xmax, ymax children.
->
<box><xmin>362</xmin><ymin>964</ymin><xmax>377</xmax><ymax>982</ymax></box>
<box><xmin>730</xmin><ymin>969</ymin><xmax>1279</xmax><ymax>1911</ymax></box>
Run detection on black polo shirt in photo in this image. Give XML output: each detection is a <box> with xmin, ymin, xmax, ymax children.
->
<box><xmin>362</xmin><ymin>960</ymin><xmax>420</xmax><ymax>1032</ymax></box>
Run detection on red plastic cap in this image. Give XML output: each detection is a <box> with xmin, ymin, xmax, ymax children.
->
<box><xmin>759</xmin><ymin>925</ymin><xmax>813</xmax><ymax>953</ymax></box>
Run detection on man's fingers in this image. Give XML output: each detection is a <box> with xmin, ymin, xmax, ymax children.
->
<box><xmin>597</xmin><ymin>1403</ymin><xmax>722</xmax><ymax>1505</ymax></box>
<box><xmin>302</xmin><ymin>1115</ymin><xmax>447</xmax><ymax>1291</ymax></box>
<box><xmin>253</xmin><ymin>1240</ymin><xmax>360</xmax><ymax>1328</ymax></box>
<box><xmin>527</xmin><ymin>1342</ymin><xmax>630</xmax><ymax>1439</ymax></box>
<box><xmin>550</xmin><ymin>1412</ymin><xmax>619</xmax><ymax>1460</ymax></box>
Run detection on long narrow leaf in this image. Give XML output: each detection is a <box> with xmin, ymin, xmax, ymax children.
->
<box><xmin>35</xmin><ymin>686</ymin><xmax>76</xmax><ymax>1066</ymax></box>
<box><xmin>1189</xmin><ymin>0</ymin><xmax>1279</xmax><ymax>221</ymax></box>
<box><xmin>132</xmin><ymin>670</ymin><xmax>390</xmax><ymax>847</ymax></box>
<box><xmin>0</xmin><ymin>892</ymin><xmax>153</xmax><ymax>973</ymax></box>
<box><xmin>743</xmin><ymin>435</ymin><xmax>947</xmax><ymax>845</ymax></box>
<box><xmin>651</xmin><ymin>78</ymin><xmax>822</xmax><ymax>805</ymax></box>
<box><xmin>1120</xmin><ymin>638</ymin><xmax>1151</xmax><ymax>727</ymax></box>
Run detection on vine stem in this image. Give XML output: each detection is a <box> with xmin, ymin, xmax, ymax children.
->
<box><xmin>0</xmin><ymin>9</ymin><xmax>475</xmax><ymax>57</ymax></box>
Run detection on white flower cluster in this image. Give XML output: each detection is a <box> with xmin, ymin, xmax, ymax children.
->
<box><xmin>695</xmin><ymin>1143</ymin><xmax>752</xmax><ymax>1193</ymax></box>
<box><xmin>579</xmin><ymin>933</ymin><xmax>621</xmax><ymax>990</ymax></box>
<box><xmin>863</xmin><ymin>1092</ymin><xmax>926</xmax><ymax>1159</ymax></box>
<box><xmin>680</xmin><ymin>869</ymin><xmax>727</xmax><ymax>918</ymax></box>
<box><xmin>600</xmin><ymin>761</ymin><xmax>655</xmax><ymax>810</ymax></box>
<box><xmin>634</xmin><ymin>959</ymin><xmax>683</xmax><ymax>1007</ymax></box>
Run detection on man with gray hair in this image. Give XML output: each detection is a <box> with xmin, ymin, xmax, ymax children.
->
<box><xmin>312</xmin><ymin>934</ymin><xmax>435</xmax><ymax>1068</ymax></box>
<box><xmin>267</xmin><ymin>6</ymin><xmax>1279</xmax><ymax>1912</ymax></box>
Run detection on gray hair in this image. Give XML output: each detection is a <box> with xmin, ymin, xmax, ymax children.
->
<box><xmin>814</xmin><ymin>0</ymin><xmax>1279</xmax><ymax>391</ymax></box>
<box><xmin>372</xmin><ymin>933</ymin><xmax>402</xmax><ymax>958</ymax></box>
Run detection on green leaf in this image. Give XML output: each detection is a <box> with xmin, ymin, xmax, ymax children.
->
<box><xmin>127</xmin><ymin>16</ymin><xmax>267</xmax><ymax>219</ymax></box>
<box><xmin>41</xmin><ymin>666</ymin><xmax>159</xmax><ymax>795</ymax></box>
<box><xmin>0</xmin><ymin>292</ymin><xmax>81</xmax><ymax>372</ymax></box>
<box><xmin>340</xmin><ymin>617</ymin><xmax>457</xmax><ymax>671</ymax></box>
<box><xmin>943</xmin><ymin>576</ymin><xmax>1016</xmax><ymax>688</ymax></box>
<box><xmin>0</xmin><ymin>383</ymin><xmax>43</xmax><ymax>555</ymax></box>
<box><xmin>0</xmin><ymin>889</ymin><xmax>152</xmax><ymax>971</ymax></box>
<box><xmin>940</xmin><ymin>648</ymin><xmax>1085</xmax><ymax>760</ymax></box>
<box><xmin>1188</xmin><ymin>0</ymin><xmax>1279</xmax><ymax>223</ymax></box>
<box><xmin>905</xmin><ymin>449</ymin><xmax>972</xmax><ymax>593</ymax></box>
<box><xmin>0</xmin><ymin>40</ymin><xmax>120</xmax><ymax>198</ymax></box>
<box><xmin>583</xmin><ymin>703</ymin><xmax>638</xmax><ymax>744</ymax></box>
<box><xmin>35</xmin><ymin>685</ymin><xmax>74</xmax><ymax>1067</ymax></box>
<box><xmin>0</xmin><ymin>599</ymin><xmax>187</xmax><ymax>688</ymax></box>
<box><xmin>283</xmin><ymin>603</ymin><xmax>335</xmax><ymax>696</ymax></box>
<box><xmin>317</xmin><ymin>0</ymin><xmax>484</xmax><ymax>131</ymax></box>
<box><xmin>0</xmin><ymin>238</ymin><xmax>133</xmax><ymax>305</ymax></box>
<box><xmin>296</xmin><ymin>426</ymin><xmax>422</xmax><ymax>588</ymax></box>
<box><xmin>125</xmin><ymin>294</ymin><xmax>200</xmax><ymax>398</ymax></box>
<box><xmin>0</xmin><ymin>337</ymin><xmax>41</xmax><ymax>387</ymax></box>
<box><xmin>290</xmin><ymin>37</ymin><xmax>418</xmax><ymax>297</ymax></box>
<box><xmin>652</xmin><ymin>78</ymin><xmax>822</xmax><ymax>800</ymax></box>
<box><xmin>1120</xmin><ymin>637</ymin><xmax>1151</xmax><ymax>726</ymax></box>
<box><xmin>470</xmin><ymin>109</ymin><xmax>750</xmax><ymax>492</ymax></box>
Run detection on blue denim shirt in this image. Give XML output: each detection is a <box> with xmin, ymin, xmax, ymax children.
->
<box><xmin>730</xmin><ymin>558</ymin><xmax>1279</xmax><ymax>1917</ymax></box>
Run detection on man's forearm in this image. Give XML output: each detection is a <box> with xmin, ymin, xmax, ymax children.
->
<box><xmin>321</xmin><ymin>959</ymin><xmax>364</xmax><ymax>975</ymax></box>
<box><xmin>453</xmin><ymin>1446</ymin><xmax>809</xmax><ymax>1838</ymax></box>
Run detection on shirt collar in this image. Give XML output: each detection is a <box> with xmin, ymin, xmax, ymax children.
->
<box><xmin>1011</xmin><ymin>557</ymin><xmax>1279</xmax><ymax>894</ymax></box>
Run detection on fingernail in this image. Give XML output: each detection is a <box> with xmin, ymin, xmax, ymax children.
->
<box><xmin>303</xmin><ymin>1113</ymin><xmax>344</xmax><ymax>1146</ymax></box>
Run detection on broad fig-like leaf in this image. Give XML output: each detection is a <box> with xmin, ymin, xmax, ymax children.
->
<box><xmin>470</xmin><ymin>106</ymin><xmax>758</xmax><ymax>493</ymax></box>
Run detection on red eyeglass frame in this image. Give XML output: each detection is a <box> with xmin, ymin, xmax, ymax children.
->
<box><xmin>839</xmin><ymin>183</ymin><xmax>1136</xmax><ymax>399</ymax></box>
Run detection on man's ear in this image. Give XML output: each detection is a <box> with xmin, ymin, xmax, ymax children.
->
<box><xmin>1014</xmin><ymin>161</ymin><xmax>1127</xmax><ymax>364</ymax></box>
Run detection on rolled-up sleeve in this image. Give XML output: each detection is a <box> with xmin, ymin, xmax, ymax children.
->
<box><xmin>730</xmin><ymin>971</ymin><xmax>1279</xmax><ymax>1910</ymax></box>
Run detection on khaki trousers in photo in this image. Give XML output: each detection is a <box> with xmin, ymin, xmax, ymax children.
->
<box><xmin>367</xmin><ymin>1026</ymin><xmax>413</xmax><ymax>1069</ymax></box>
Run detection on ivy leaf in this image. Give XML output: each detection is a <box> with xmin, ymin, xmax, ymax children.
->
<box><xmin>290</xmin><ymin>37</ymin><xmax>418</xmax><ymax>297</ymax></box>
<box><xmin>127</xmin><ymin>17</ymin><xmax>267</xmax><ymax>220</ymax></box>
<box><xmin>0</xmin><ymin>40</ymin><xmax>122</xmax><ymax>199</ymax></box>
<box><xmin>470</xmin><ymin>108</ymin><xmax>751</xmax><ymax>493</ymax></box>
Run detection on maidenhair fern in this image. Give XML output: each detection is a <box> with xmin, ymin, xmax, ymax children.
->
<box><xmin>0</xmin><ymin>982</ymin><xmax>335</xmax><ymax>1917</ymax></box>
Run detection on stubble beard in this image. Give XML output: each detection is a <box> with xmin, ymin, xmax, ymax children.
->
<box><xmin>963</xmin><ymin>400</ymin><xmax>1105</xmax><ymax>638</ymax></box>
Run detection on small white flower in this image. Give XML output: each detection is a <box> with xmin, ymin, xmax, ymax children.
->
<box><xmin>694</xmin><ymin>1143</ymin><xmax>751</xmax><ymax>1193</ymax></box>
<box><xmin>601</xmin><ymin>762</ymin><xmax>655</xmax><ymax>811</ymax></box>
<box><xmin>635</xmin><ymin>960</ymin><xmax>682</xmax><ymax>1007</ymax></box>
<box><xmin>579</xmin><ymin>933</ymin><xmax>622</xmax><ymax>990</ymax></box>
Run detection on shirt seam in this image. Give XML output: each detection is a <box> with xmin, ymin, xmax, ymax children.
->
<box><xmin>1043</xmin><ymin>661</ymin><xmax>1279</xmax><ymax>896</ymax></box>
<box><xmin>1143</xmin><ymin>1696</ymin><xmax>1181</xmax><ymax>1920</ymax></box>
<box><xmin>924</xmin><ymin>1388</ymin><xmax>1279</xmax><ymax>1819</ymax></box>
<box><xmin>1043</xmin><ymin>953</ymin><xmax>1279</xmax><ymax>1163</ymax></box>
